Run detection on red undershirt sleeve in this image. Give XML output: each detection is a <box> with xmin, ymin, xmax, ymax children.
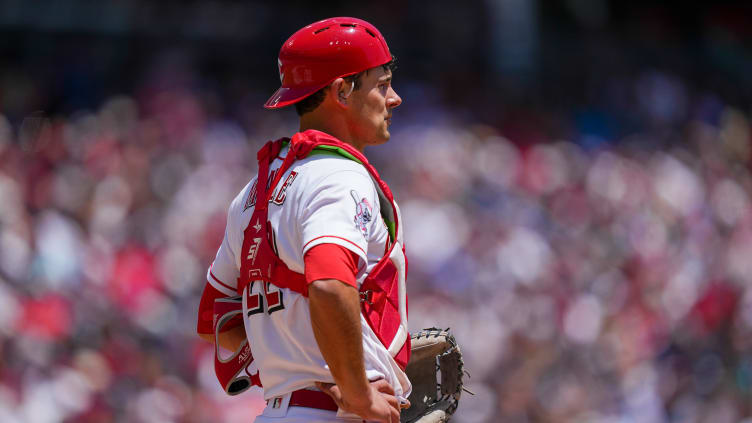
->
<box><xmin>197</xmin><ymin>282</ymin><xmax>240</xmax><ymax>335</ymax></box>
<box><xmin>304</xmin><ymin>243</ymin><xmax>360</xmax><ymax>288</ymax></box>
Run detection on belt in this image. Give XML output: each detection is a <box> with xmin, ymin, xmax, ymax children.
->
<box><xmin>288</xmin><ymin>389</ymin><xmax>338</xmax><ymax>412</ymax></box>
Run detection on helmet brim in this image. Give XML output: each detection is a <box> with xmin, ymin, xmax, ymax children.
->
<box><xmin>264</xmin><ymin>84</ymin><xmax>327</xmax><ymax>109</ymax></box>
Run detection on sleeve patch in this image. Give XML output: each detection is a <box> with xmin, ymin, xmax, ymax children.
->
<box><xmin>351</xmin><ymin>190</ymin><xmax>373</xmax><ymax>239</ymax></box>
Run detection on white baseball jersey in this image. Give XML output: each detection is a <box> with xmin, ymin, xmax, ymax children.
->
<box><xmin>207</xmin><ymin>143</ymin><xmax>411</xmax><ymax>405</ymax></box>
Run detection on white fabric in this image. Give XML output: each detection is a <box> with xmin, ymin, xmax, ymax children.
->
<box><xmin>257</xmin><ymin>391</ymin><xmax>359</xmax><ymax>422</ymax></box>
<box><xmin>257</xmin><ymin>403</ymin><xmax>359</xmax><ymax>423</ymax></box>
<box><xmin>207</xmin><ymin>144</ymin><xmax>411</xmax><ymax>410</ymax></box>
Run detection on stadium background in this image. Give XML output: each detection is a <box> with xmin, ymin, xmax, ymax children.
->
<box><xmin>1</xmin><ymin>1</ymin><xmax>752</xmax><ymax>422</ymax></box>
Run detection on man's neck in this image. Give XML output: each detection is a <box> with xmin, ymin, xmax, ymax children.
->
<box><xmin>299</xmin><ymin>115</ymin><xmax>364</xmax><ymax>152</ymax></box>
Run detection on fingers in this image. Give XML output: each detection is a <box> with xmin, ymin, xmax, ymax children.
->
<box><xmin>315</xmin><ymin>381</ymin><xmax>334</xmax><ymax>392</ymax></box>
<box><xmin>364</xmin><ymin>383</ymin><xmax>400</xmax><ymax>423</ymax></box>
<box><xmin>374</xmin><ymin>404</ymin><xmax>400</xmax><ymax>423</ymax></box>
<box><xmin>400</xmin><ymin>399</ymin><xmax>411</xmax><ymax>409</ymax></box>
<box><xmin>315</xmin><ymin>381</ymin><xmax>345</xmax><ymax>409</ymax></box>
<box><xmin>390</xmin><ymin>403</ymin><xmax>400</xmax><ymax>422</ymax></box>
<box><xmin>319</xmin><ymin>379</ymin><xmax>403</xmax><ymax>422</ymax></box>
<box><xmin>382</xmin><ymin>392</ymin><xmax>400</xmax><ymax>412</ymax></box>
<box><xmin>372</xmin><ymin>379</ymin><xmax>395</xmax><ymax>395</ymax></box>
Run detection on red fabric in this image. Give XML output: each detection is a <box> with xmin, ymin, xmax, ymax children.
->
<box><xmin>289</xmin><ymin>389</ymin><xmax>339</xmax><ymax>411</ymax></box>
<box><xmin>197</xmin><ymin>282</ymin><xmax>239</xmax><ymax>335</ymax></box>
<box><xmin>360</xmin><ymin>258</ymin><xmax>411</xmax><ymax>370</ymax></box>
<box><xmin>304</xmin><ymin>243</ymin><xmax>359</xmax><ymax>288</ymax></box>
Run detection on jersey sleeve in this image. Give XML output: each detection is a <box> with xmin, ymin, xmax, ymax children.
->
<box><xmin>299</xmin><ymin>169</ymin><xmax>378</xmax><ymax>266</ymax></box>
<box><xmin>207</xmin><ymin>236</ymin><xmax>238</xmax><ymax>296</ymax></box>
<box><xmin>206</xmin><ymin>189</ymin><xmax>246</xmax><ymax>297</ymax></box>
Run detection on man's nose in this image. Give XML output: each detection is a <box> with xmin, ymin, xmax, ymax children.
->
<box><xmin>387</xmin><ymin>87</ymin><xmax>402</xmax><ymax>108</ymax></box>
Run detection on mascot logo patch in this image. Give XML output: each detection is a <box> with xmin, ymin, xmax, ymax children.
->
<box><xmin>351</xmin><ymin>190</ymin><xmax>373</xmax><ymax>239</ymax></box>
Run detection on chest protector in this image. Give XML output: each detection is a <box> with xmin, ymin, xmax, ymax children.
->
<box><xmin>213</xmin><ymin>130</ymin><xmax>410</xmax><ymax>395</ymax></box>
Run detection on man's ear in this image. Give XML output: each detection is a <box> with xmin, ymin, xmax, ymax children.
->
<box><xmin>330</xmin><ymin>78</ymin><xmax>353</xmax><ymax>107</ymax></box>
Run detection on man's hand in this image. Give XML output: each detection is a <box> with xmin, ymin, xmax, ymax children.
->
<box><xmin>316</xmin><ymin>379</ymin><xmax>408</xmax><ymax>423</ymax></box>
<box><xmin>198</xmin><ymin>324</ymin><xmax>246</xmax><ymax>352</ymax></box>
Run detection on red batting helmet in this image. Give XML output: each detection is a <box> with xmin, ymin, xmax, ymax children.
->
<box><xmin>264</xmin><ymin>17</ymin><xmax>392</xmax><ymax>109</ymax></box>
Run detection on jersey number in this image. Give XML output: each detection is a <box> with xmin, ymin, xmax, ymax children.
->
<box><xmin>246</xmin><ymin>281</ymin><xmax>285</xmax><ymax>316</ymax></box>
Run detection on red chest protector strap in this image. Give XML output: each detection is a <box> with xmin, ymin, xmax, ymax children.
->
<box><xmin>236</xmin><ymin>137</ymin><xmax>308</xmax><ymax>296</ymax></box>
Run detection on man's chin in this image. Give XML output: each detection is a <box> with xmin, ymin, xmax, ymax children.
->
<box><xmin>362</xmin><ymin>132</ymin><xmax>390</xmax><ymax>149</ymax></box>
<box><xmin>376</xmin><ymin>135</ymin><xmax>390</xmax><ymax>145</ymax></box>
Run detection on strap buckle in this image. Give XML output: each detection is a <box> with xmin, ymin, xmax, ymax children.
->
<box><xmin>359</xmin><ymin>290</ymin><xmax>373</xmax><ymax>305</ymax></box>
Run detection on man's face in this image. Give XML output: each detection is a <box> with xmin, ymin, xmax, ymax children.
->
<box><xmin>345</xmin><ymin>66</ymin><xmax>402</xmax><ymax>151</ymax></box>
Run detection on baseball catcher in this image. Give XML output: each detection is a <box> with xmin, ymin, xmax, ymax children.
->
<box><xmin>197</xmin><ymin>16</ymin><xmax>466</xmax><ymax>422</ymax></box>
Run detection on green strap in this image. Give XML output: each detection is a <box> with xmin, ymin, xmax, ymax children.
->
<box><xmin>383</xmin><ymin>220</ymin><xmax>396</xmax><ymax>242</ymax></box>
<box><xmin>307</xmin><ymin>145</ymin><xmax>364</xmax><ymax>164</ymax></box>
<box><xmin>280</xmin><ymin>140</ymin><xmax>362</xmax><ymax>164</ymax></box>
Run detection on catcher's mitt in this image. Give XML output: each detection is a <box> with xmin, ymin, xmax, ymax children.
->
<box><xmin>401</xmin><ymin>328</ymin><xmax>466</xmax><ymax>423</ymax></box>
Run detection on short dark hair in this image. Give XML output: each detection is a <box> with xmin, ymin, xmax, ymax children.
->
<box><xmin>294</xmin><ymin>57</ymin><xmax>397</xmax><ymax>116</ymax></box>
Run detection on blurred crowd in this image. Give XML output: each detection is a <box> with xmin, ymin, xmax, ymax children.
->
<box><xmin>1</xmin><ymin>2</ymin><xmax>752</xmax><ymax>421</ymax></box>
<box><xmin>397</xmin><ymin>99</ymin><xmax>752</xmax><ymax>422</ymax></box>
<box><xmin>1</xmin><ymin>62</ymin><xmax>752</xmax><ymax>423</ymax></box>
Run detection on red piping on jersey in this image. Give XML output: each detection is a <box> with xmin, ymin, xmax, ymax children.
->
<box><xmin>303</xmin><ymin>235</ymin><xmax>367</xmax><ymax>256</ymax></box>
<box><xmin>209</xmin><ymin>266</ymin><xmax>235</xmax><ymax>292</ymax></box>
